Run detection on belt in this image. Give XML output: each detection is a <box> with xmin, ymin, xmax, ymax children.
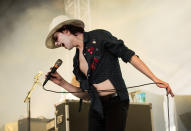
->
<box><xmin>100</xmin><ymin>93</ymin><xmax>118</xmax><ymax>101</ymax></box>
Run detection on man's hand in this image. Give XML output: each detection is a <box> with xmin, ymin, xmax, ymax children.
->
<box><xmin>154</xmin><ymin>79</ymin><xmax>175</xmax><ymax>97</ymax></box>
<box><xmin>45</xmin><ymin>67</ymin><xmax>65</xmax><ymax>86</ymax></box>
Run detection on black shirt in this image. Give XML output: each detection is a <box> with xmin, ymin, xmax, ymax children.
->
<box><xmin>73</xmin><ymin>29</ymin><xmax>135</xmax><ymax>117</ymax></box>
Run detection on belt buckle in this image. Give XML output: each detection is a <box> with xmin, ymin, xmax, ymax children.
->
<box><xmin>111</xmin><ymin>93</ymin><xmax>118</xmax><ymax>98</ymax></box>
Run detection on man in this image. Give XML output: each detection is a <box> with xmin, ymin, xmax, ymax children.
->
<box><xmin>45</xmin><ymin>15</ymin><xmax>174</xmax><ymax>131</ymax></box>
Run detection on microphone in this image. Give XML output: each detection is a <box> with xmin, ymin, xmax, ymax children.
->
<box><xmin>43</xmin><ymin>59</ymin><xmax>63</xmax><ymax>86</ymax></box>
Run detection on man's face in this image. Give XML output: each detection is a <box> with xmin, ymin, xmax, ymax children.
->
<box><xmin>53</xmin><ymin>31</ymin><xmax>74</xmax><ymax>50</ymax></box>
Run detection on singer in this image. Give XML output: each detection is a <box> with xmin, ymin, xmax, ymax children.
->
<box><xmin>45</xmin><ymin>15</ymin><xmax>174</xmax><ymax>131</ymax></box>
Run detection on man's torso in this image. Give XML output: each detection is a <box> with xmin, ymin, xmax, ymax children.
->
<box><xmin>79</xmin><ymin>49</ymin><xmax>116</xmax><ymax>96</ymax></box>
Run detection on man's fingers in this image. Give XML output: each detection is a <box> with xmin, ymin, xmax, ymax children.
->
<box><xmin>156</xmin><ymin>81</ymin><xmax>174</xmax><ymax>97</ymax></box>
<box><xmin>45</xmin><ymin>67</ymin><xmax>58</xmax><ymax>77</ymax></box>
<box><xmin>157</xmin><ymin>83</ymin><xmax>168</xmax><ymax>88</ymax></box>
<box><xmin>166</xmin><ymin>86</ymin><xmax>175</xmax><ymax>97</ymax></box>
<box><xmin>45</xmin><ymin>71</ymin><xmax>57</xmax><ymax>79</ymax></box>
<box><xmin>170</xmin><ymin>90</ymin><xmax>175</xmax><ymax>97</ymax></box>
<box><xmin>49</xmin><ymin>76</ymin><xmax>55</xmax><ymax>81</ymax></box>
<box><xmin>166</xmin><ymin>86</ymin><xmax>170</xmax><ymax>96</ymax></box>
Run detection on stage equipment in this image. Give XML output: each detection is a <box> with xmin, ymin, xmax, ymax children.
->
<box><xmin>18</xmin><ymin>118</ymin><xmax>49</xmax><ymax>131</ymax></box>
<box><xmin>55</xmin><ymin>99</ymin><xmax>90</xmax><ymax>131</ymax></box>
<box><xmin>174</xmin><ymin>95</ymin><xmax>191</xmax><ymax>131</ymax></box>
<box><xmin>43</xmin><ymin>59</ymin><xmax>62</xmax><ymax>86</ymax></box>
<box><xmin>46</xmin><ymin>119</ymin><xmax>55</xmax><ymax>131</ymax></box>
<box><xmin>126</xmin><ymin>103</ymin><xmax>153</xmax><ymax>131</ymax></box>
<box><xmin>54</xmin><ymin>100</ymin><xmax>153</xmax><ymax>131</ymax></box>
<box><xmin>24</xmin><ymin>72</ymin><xmax>43</xmax><ymax>131</ymax></box>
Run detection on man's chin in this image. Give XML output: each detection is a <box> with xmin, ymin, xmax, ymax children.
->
<box><xmin>67</xmin><ymin>46</ymin><xmax>74</xmax><ymax>50</ymax></box>
<box><xmin>68</xmin><ymin>48</ymin><xmax>73</xmax><ymax>50</ymax></box>
<box><xmin>64</xmin><ymin>47</ymin><xmax>72</xmax><ymax>50</ymax></box>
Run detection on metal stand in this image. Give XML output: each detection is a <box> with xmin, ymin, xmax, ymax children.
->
<box><xmin>24</xmin><ymin>72</ymin><xmax>42</xmax><ymax>131</ymax></box>
<box><xmin>27</xmin><ymin>97</ymin><xmax>31</xmax><ymax>131</ymax></box>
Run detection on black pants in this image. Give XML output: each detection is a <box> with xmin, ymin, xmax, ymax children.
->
<box><xmin>88</xmin><ymin>94</ymin><xmax>129</xmax><ymax>131</ymax></box>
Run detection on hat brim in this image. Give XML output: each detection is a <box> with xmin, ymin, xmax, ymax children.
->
<box><xmin>45</xmin><ymin>19</ymin><xmax>84</xmax><ymax>49</ymax></box>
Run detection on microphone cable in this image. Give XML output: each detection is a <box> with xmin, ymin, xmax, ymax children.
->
<box><xmin>42</xmin><ymin>82</ymin><xmax>172</xmax><ymax>131</ymax></box>
<box><xmin>42</xmin><ymin>82</ymin><xmax>163</xmax><ymax>93</ymax></box>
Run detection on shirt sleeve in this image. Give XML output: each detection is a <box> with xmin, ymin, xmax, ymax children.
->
<box><xmin>102</xmin><ymin>30</ymin><xmax>135</xmax><ymax>63</ymax></box>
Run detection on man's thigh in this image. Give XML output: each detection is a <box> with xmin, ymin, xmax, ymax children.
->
<box><xmin>105</xmin><ymin>99</ymin><xmax>129</xmax><ymax>131</ymax></box>
<box><xmin>88</xmin><ymin>107</ymin><xmax>105</xmax><ymax>131</ymax></box>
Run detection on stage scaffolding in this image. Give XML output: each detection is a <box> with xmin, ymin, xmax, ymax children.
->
<box><xmin>59</xmin><ymin>0</ymin><xmax>92</xmax><ymax>103</ymax></box>
<box><xmin>63</xmin><ymin>0</ymin><xmax>91</xmax><ymax>30</ymax></box>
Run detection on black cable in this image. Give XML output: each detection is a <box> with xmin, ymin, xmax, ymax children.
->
<box><xmin>167</xmin><ymin>95</ymin><xmax>170</xmax><ymax>131</ymax></box>
<box><xmin>42</xmin><ymin>82</ymin><xmax>171</xmax><ymax>131</ymax></box>
<box><xmin>42</xmin><ymin>82</ymin><xmax>163</xmax><ymax>93</ymax></box>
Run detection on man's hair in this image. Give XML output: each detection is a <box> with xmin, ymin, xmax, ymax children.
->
<box><xmin>57</xmin><ymin>24</ymin><xmax>84</xmax><ymax>36</ymax></box>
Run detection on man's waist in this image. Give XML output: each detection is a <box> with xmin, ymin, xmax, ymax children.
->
<box><xmin>99</xmin><ymin>92</ymin><xmax>118</xmax><ymax>102</ymax></box>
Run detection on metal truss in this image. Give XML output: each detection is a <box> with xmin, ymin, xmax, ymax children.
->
<box><xmin>63</xmin><ymin>0</ymin><xmax>91</xmax><ymax>30</ymax></box>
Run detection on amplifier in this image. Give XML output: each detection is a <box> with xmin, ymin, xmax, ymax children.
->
<box><xmin>174</xmin><ymin>95</ymin><xmax>191</xmax><ymax>131</ymax></box>
<box><xmin>54</xmin><ymin>100</ymin><xmax>153</xmax><ymax>131</ymax></box>
<box><xmin>55</xmin><ymin>99</ymin><xmax>90</xmax><ymax>131</ymax></box>
<box><xmin>46</xmin><ymin>118</ymin><xmax>55</xmax><ymax>131</ymax></box>
<box><xmin>18</xmin><ymin>118</ymin><xmax>49</xmax><ymax>131</ymax></box>
<box><xmin>126</xmin><ymin>103</ymin><xmax>153</xmax><ymax>131</ymax></box>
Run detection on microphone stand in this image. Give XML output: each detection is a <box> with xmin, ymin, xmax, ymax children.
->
<box><xmin>24</xmin><ymin>72</ymin><xmax>42</xmax><ymax>131</ymax></box>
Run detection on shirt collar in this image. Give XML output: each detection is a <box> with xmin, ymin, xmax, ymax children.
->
<box><xmin>83</xmin><ymin>32</ymin><xmax>90</xmax><ymax>49</ymax></box>
<box><xmin>83</xmin><ymin>32</ymin><xmax>89</xmax><ymax>43</ymax></box>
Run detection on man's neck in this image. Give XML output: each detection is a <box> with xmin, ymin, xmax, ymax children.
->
<box><xmin>75</xmin><ymin>33</ymin><xmax>84</xmax><ymax>51</ymax></box>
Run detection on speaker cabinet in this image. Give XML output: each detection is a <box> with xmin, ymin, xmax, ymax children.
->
<box><xmin>174</xmin><ymin>95</ymin><xmax>191</xmax><ymax>131</ymax></box>
<box><xmin>55</xmin><ymin>100</ymin><xmax>90</xmax><ymax>131</ymax></box>
<box><xmin>126</xmin><ymin>103</ymin><xmax>153</xmax><ymax>131</ymax></box>
<box><xmin>55</xmin><ymin>100</ymin><xmax>153</xmax><ymax>131</ymax></box>
<box><xmin>46</xmin><ymin>119</ymin><xmax>55</xmax><ymax>131</ymax></box>
<box><xmin>18</xmin><ymin>118</ymin><xmax>49</xmax><ymax>131</ymax></box>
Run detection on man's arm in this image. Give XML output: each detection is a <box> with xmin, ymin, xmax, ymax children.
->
<box><xmin>46</xmin><ymin>70</ymin><xmax>90</xmax><ymax>100</ymax></box>
<box><xmin>59</xmin><ymin>79</ymin><xmax>90</xmax><ymax>100</ymax></box>
<box><xmin>129</xmin><ymin>55</ymin><xmax>174</xmax><ymax>97</ymax></box>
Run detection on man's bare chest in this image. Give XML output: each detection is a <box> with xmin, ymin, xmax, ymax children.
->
<box><xmin>79</xmin><ymin>51</ymin><xmax>88</xmax><ymax>76</ymax></box>
<box><xmin>78</xmin><ymin>50</ymin><xmax>116</xmax><ymax>96</ymax></box>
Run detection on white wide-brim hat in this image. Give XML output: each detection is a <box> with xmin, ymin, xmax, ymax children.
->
<box><xmin>45</xmin><ymin>15</ymin><xmax>85</xmax><ymax>49</ymax></box>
